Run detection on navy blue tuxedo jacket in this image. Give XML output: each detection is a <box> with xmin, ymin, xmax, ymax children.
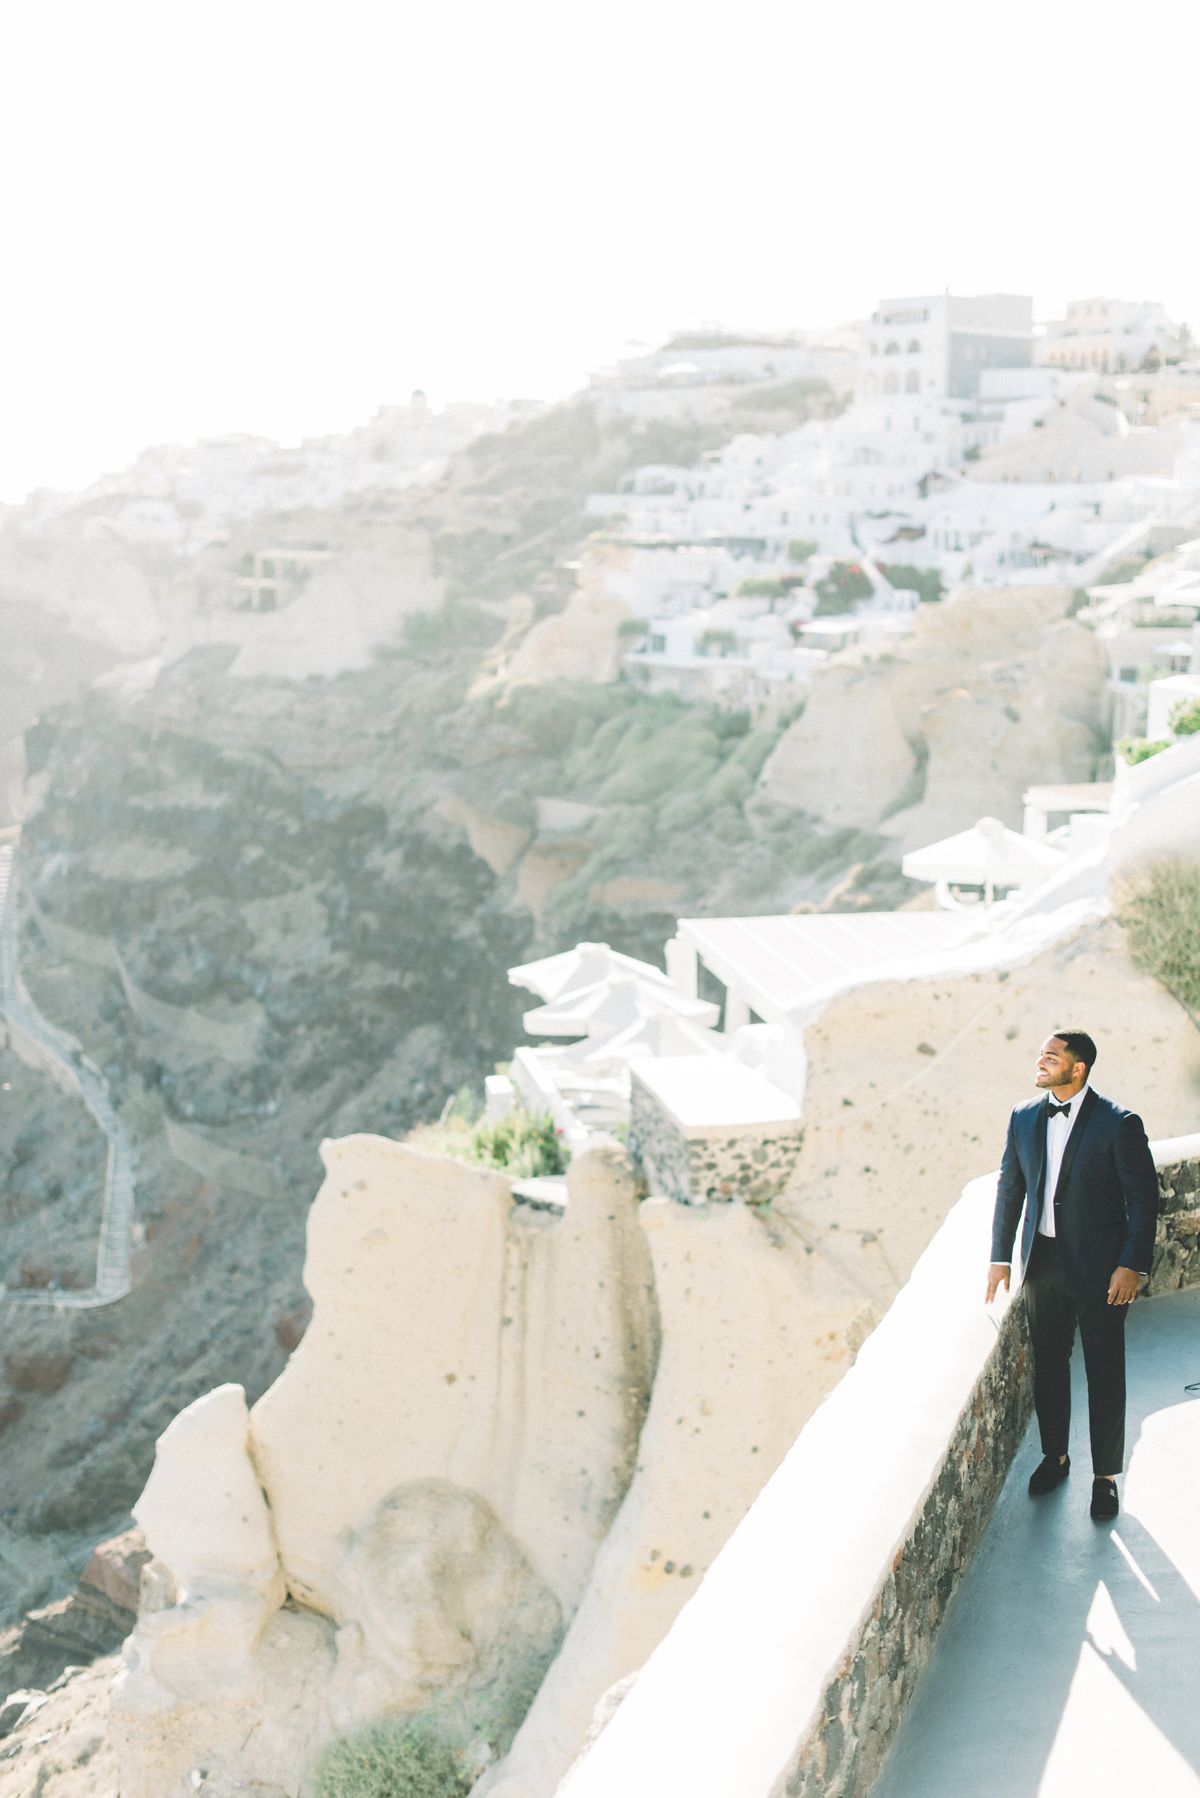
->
<box><xmin>990</xmin><ymin>1087</ymin><xmax>1158</xmax><ymax>1298</ymax></box>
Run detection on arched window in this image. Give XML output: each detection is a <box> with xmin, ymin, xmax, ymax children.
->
<box><xmin>905</xmin><ymin>369</ymin><xmax>920</xmax><ymax>393</ymax></box>
<box><xmin>883</xmin><ymin>370</ymin><xmax>900</xmax><ymax>394</ymax></box>
<box><xmin>907</xmin><ymin>339</ymin><xmax>921</xmax><ymax>354</ymax></box>
<box><xmin>884</xmin><ymin>340</ymin><xmax>900</xmax><ymax>355</ymax></box>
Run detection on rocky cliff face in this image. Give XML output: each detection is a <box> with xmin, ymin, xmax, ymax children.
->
<box><xmin>2</xmin><ymin>640</ymin><xmax>893</xmax><ymax>1608</ymax></box>
<box><xmin>0</xmin><ymin>377</ymin><xmax>1156</xmax><ymax>1790</ymax></box>
<box><xmin>759</xmin><ymin>584</ymin><xmax>1110</xmax><ymax>847</ymax></box>
<box><xmin>109</xmin><ymin>1144</ymin><xmax>659</xmax><ymax>1795</ymax></box>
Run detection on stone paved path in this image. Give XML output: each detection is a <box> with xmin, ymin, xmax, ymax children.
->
<box><xmin>0</xmin><ymin>837</ymin><xmax>134</xmax><ymax>1311</ymax></box>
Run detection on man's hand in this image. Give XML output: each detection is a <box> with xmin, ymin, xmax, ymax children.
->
<box><xmin>985</xmin><ymin>1263</ymin><xmax>1011</xmax><ymax>1305</ymax></box>
<box><xmin>1107</xmin><ymin>1266</ymin><xmax>1141</xmax><ymax>1306</ymax></box>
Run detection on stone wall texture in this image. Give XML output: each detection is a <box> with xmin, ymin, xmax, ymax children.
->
<box><xmin>628</xmin><ymin>1075</ymin><xmax>803</xmax><ymax>1206</ymax></box>
<box><xmin>686</xmin><ymin>1128</ymin><xmax>804</xmax><ymax>1206</ymax></box>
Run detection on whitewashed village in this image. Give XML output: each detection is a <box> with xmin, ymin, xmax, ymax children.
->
<box><xmin>476</xmin><ymin>290</ymin><xmax>1200</xmax><ymax>1194</ymax></box>
<box><xmin>1</xmin><ymin>287</ymin><xmax>1199</xmax><ymax>1798</ymax></box>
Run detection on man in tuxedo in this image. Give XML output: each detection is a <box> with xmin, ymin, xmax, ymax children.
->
<box><xmin>985</xmin><ymin>1031</ymin><xmax>1158</xmax><ymax>1521</ymax></box>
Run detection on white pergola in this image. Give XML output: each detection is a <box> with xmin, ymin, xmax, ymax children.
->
<box><xmin>668</xmin><ymin>910</ymin><xmax>987</xmax><ymax>1031</ymax></box>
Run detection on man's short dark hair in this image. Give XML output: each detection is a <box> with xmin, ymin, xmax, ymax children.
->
<box><xmin>1050</xmin><ymin>1029</ymin><xmax>1097</xmax><ymax>1073</ymax></box>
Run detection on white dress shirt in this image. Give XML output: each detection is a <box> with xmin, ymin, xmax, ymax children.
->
<box><xmin>1038</xmin><ymin>1079</ymin><xmax>1089</xmax><ymax>1238</ymax></box>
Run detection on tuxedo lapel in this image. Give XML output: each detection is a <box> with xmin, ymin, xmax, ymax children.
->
<box><xmin>1051</xmin><ymin>1086</ymin><xmax>1097</xmax><ymax>1208</ymax></box>
<box><xmin>1030</xmin><ymin>1101</ymin><xmax>1049</xmax><ymax>1213</ymax></box>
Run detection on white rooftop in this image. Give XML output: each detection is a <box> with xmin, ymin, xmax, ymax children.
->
<box><xmin>509</xmin><ymin>941</ymin><xmax>672</xmax><ymax>1003</ymax></box>
<box><xmin>676</xmin><ymin>911</ymin><xmax>986</xmax><ymax>1023</ymax></box>
<box><xmin>631</xmin><ymin>1054</ymin><xmax>803</xmax><ymax>1132</ymax></box>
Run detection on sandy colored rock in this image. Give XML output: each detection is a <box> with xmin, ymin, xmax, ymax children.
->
<box><xmin>759</xmin><ymin>654</ymin><xmax>918</xmax><ymax>827</ymax></box>
<box><xmin>515</xmin><ymin>843</ymin><xmax>591</xmax><ymax>920</ymax></box>
<box><xmin>477</xmin><ymin>1196</ymin><xmax>859</xmax><ymax>1798</ymax></box>
<box><xmin>250</xmin><ymin>1141</ymin><xmax>656</xmax><ymax>1621</ymax></box>
<box><xmin>0</xmin><ymin>1655</ymin><xmax>119</xmax><ymax>1798</ymax></box>
<box><xmin>113</xmin><ymin>1605</ymin><xmax>337</xmax><ymax>1798</ymax></box>
<box><xmin>440</xmin><ymin>792</ymin><xmax>533</xmax><ymax>876</ymax></box>
<box><xmin>111</xmin><ymin>1146</ymin><xmax>657</xmax><ymax>1795</ymax></box>
<box><xmin>133</xmin><ymin>1384</ymin><xmax>282</xmax><ymax>1613</ymax></box>
<box><xmin>759</xmin><ymin>586</ymin><xmax>1108</xmax><ymax>846</ymax></box>
<box><xmin>500</xmin><ymin>587</ymin><xmax>632</xmax><ymax>690</ymax></box>
<box><xmin>965</xmin><ymin>395</ymin><xmax>1180</xmax><ymax>484</ymax></box>
<box><xmin>325</xmin><ymin>1479</ymin><xmax>561</xmax><ymax>1730</ymax></box>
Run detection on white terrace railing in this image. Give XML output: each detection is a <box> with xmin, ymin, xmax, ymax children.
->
<box><xmin>0</xmin><ymin>835</ymin><xmax>135</xmax><ymax>1310</ymax></box>
<box><xmin>555</xmin><ymin>1132</ymin><xmax>1200</xmax><ymax>1798</ymax></box>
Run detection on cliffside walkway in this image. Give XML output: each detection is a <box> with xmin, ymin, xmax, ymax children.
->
<box><xmin>0</xmin><ymin>837</ymin><xmax>135</xmax><ymax>1311</ymax></box>
<box><xmin>873</xmin><ymin>1282</ymin><xmax>1200</xmax><ymax>1797</ymax></box>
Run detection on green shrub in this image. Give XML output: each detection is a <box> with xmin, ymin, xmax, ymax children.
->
<box><xmin>712</xmin><ymin>708</ymin><xmax>752</xmax><ymax>739</ymax></box>
<box><xmin>312</xmin><ymin>1716</ymin><xmax>471</xmax><ymax>1798</ymax></box>
<box><xmin>1094</xmin><ymin>551</ymin><xmax>1153</xmax><ymax>587</ymax></box>
<box><xmin>446</xmin><ymin>1084</ymin><xmax>483</xmax><ymax>1125</ymax></box>
<box><xmin>401</xmin><ymin>601</ymin><xmax>499</xmax><ymax>656</ymax></box>
<box><xmin>877</xmin><ymin>563</ymin><xmax>944</xmax><ymax>605</ymax></box>
<box><xmin>787</xmin><ymin>537</ymin><xmax>817</xmax><ymax>564</ymax></box>
<box><xmin>617</xmin><ymin>616</ymin><xmax>650</xmax><ymax>640</ymax></box>
<box><xmin>1117</xmin><ymin>859</ymin><xmax>1200</xmax><ymax>1017</ymax></box>
<box><xmin>1117</xmin><ymin>737</ymin><xmax>1171</xmax><ymax>765</ymax></box>
<box><xmin>593</xmin><ymin>714</ymin><xmax>722</xmax><ymax>803</ymax></box>
<box><xmin>697</xmin><ymin>628</ymin><xmax>738</xmax><ymax>655</ymax></box>
<box><xmin>468</xmin><ymin>1111</ymin><xmax>567</xmax><ymax>1179</ymax></box>
<box><xmin>1169</xmin><ymin>696</ymin><xmax>1200</xmax><ymax>737</ymax></box>
<box><xmin>813</xmin><ymin>561</ymin><xmax>873</xmax><ymax>614</ymax></box>
<box><xmin>734</xmin><ymin>577</ymin><xmax>789</xmax><ymax>599</ymax></box>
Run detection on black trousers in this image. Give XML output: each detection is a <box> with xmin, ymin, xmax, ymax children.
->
<box><xmin>1023</xmin><ymin>1233</ymin><xmax>1127</xmax><ymax>1474</ymax></box>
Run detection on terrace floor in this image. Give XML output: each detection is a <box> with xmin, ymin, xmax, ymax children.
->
<box><xmin>873</xmin><ymin>1283</ymin><xmax>1200</xmax><ymax>1797</ymax></box>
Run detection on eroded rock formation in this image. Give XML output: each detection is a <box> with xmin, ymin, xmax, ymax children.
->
<box><xmin>110</xmin><ymin>1140</ymin><xmax>659</xmax><ymax>1793</ymax></box>
<box><xmin>759</xmin><ymin>585</ymin><xmax>1109</xmax><ymax>847</ymax></box>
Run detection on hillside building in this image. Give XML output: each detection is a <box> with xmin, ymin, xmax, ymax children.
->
<box><xmin>858</xmin><ymin>294</ymin><xmax>1033</xmax><ymax>402</ymax></box>
<box><xmin>1038</xmin><ymin>297</ymin><xmax>1177</xmax><ymax>374</ymax></box>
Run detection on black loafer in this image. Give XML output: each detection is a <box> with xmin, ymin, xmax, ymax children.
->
<box><xmin>1090</xmin><ymin>1477</ymin><xmax>1119</xmax><ymax>1521</ymax></box>
<box><xmin>1028</xmin><ymin>1454</ymin><xmax>1070</xmax><ymax>1496</ymax></box>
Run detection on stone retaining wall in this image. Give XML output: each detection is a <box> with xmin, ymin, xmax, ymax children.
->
<box><xmin>628</xmin><ymin>1071</ymin><xmax>803</xmax><ymax>1205</ymax></box>
<box><xmin>164</xmin><ymin>1117</ymin><xmax>283</xmax><ymax>1199</ymax></box>
<box><xmin>780</xmin><ymin>1300</ymin><xmax>1032</xmax><ymax>1795</ymax></box>
<box><xmin>24</xmin><ymin>887</ymin><xmax>262</xmax><ymax>1063</ymax></box>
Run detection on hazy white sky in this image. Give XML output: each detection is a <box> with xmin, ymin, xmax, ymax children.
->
<box><xmin>2</xmin><ymin>0</ymin><xmax>1196</xmax><ymax>502</ymax></box>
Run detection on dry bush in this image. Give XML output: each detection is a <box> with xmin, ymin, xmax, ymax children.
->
<box><xmin>1115</xmin><ymin>858</ymin><xmax>1200</xmax><ymax>1020</ymax></box>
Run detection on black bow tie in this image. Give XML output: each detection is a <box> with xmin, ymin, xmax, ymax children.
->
<box><xmin>1048</xmin><ymin>1101</ymin><xmax>1072</xmax><ymax>1118</ymax></box>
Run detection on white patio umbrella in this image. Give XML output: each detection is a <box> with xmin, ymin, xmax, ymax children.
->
<box><xmin>549</xmin><ymin>1007</ymin><xmax>721</xmax><ymax>1072</ymax></box>
<box><xmin>902</xmin><ymin>817</ymin><xmax>1068</xmax><ymax>905</ymax></box>
<box><xmin>522</xmin><ymin>974</ymin><xmax>720</xmax><ymax>1039</ymax></box>
<box><xmin>508</xmin><ymin>941</ymin><xmax>673</xmax><ymax>1003</ymax></box>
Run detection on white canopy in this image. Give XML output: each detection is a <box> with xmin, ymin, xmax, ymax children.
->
<box><xmin>547</xmin><ymin>1008</ymin><xmax>721</xmax><ymax>1072</ymax></box>
<box><xmin>902</xmin><ymin>817</ymin><xmax>1068</xmax><ymax>893</ymax></box>
<box><xmin>508</xmin><ymin>941</ymin><xmax>673</xmax><ymax>1003</ymax></box>
<box><xmin>523</xmin><ymin>975</ymin><xmax>720</xmax><ymax>1039</ymax></box>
